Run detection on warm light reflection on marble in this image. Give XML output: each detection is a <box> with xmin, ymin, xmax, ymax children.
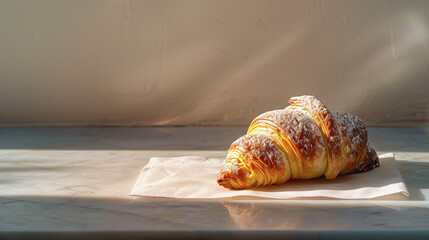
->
<box><xmin>221</xmin><ymin>201</ymin><xmax>429</xmax><ymax>230</ymax></box>
<box><xmin>222</xmin><ymin>201</ymin><xmax>302</xmax><ymax>230</ymax></box>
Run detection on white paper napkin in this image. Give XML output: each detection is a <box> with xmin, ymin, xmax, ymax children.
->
<box><xmin>130</xmin><ymin>153</ymin><xmax>409</xmax><ymax>199</ymax></box>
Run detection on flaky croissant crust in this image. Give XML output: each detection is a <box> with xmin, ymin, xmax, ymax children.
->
<box><xmin>217</xmin><ymin>95</ymin><xmax>379</xmax><ymax>190</ymax></box>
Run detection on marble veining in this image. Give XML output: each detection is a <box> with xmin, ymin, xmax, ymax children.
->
<box><xmin>0</xmin><ymin>127</ymin><xmax>428</xmax><ymax>233</ymax></box>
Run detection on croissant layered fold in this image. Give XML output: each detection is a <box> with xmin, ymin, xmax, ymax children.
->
<box><xmin>217</xmin><ymin>95</ymin><xmax>379</xmax><ymax>190</ymax></box>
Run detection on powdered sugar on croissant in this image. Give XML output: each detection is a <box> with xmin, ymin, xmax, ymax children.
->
<box><xmin>217</xmin><ymin>95</ymin><xmax>379</xmax><ymax>190</ymax></box>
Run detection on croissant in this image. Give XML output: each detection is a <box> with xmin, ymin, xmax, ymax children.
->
<box><xmin>217</xmin><ymin>95</ymin><xmax>379</xmax><ymax>189</ymax></box>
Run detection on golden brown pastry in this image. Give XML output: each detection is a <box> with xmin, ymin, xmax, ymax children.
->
<box><xmin>217</xmin><ymin>95</ymin><xmax>379</xmax><ymax>189</ymax></box>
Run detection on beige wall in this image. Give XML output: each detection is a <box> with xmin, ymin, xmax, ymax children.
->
<box><xmin>0</xmin><ymin>0</ymin><xmax>428</xmax><ymax>127</ymax></box>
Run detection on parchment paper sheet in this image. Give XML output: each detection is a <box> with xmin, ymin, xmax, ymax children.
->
<box><xmin>130</xmin><ymin>153</ymin><xmax>409</xmax><ymax>199</ymax></box>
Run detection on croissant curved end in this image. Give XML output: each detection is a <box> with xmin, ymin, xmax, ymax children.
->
<box><xmin>366</xmin><ymin>146</ymin><xmax>380</xmax><ymax>170</ymax></box>
<box><xmin>217</xmin><ymin>173</ymin><xmax>235</xmax><ymax>189</ymax></box>
<box><xmin>217</xmin><ymin>163</ymin><xmax>253</xmax><ymax>190</ymax></box>
<box><xmin>354</xmin><ymin>144</ymin><xmax>380</xmax><ymax>173</ymax></box>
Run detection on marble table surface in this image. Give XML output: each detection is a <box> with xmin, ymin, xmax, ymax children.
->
<box><xmin>0</xmin><ymin>126</ymin><xmax>429</xmax><ymax>239</ymax></box>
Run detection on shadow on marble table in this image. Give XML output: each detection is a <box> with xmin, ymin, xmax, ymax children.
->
<box><xmin>0</xmin><ymin>126</ymin><xmax>428</xmax><ymax>152</ymax></box>
<box><xmin>0</xmin><ymin>127</ymin><xmax>245</xmax><ymax>151</ymax></box>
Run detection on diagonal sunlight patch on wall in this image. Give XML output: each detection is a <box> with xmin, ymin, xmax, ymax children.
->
<box><xmin>189</xmin><ymin>28</ymin><xmax>310</xmax><ymax>124</ymax></box>
<box><xmin>332</xmin><ymin>11</ymin><xmax>429</xmax><ymax>125</ymax></box>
